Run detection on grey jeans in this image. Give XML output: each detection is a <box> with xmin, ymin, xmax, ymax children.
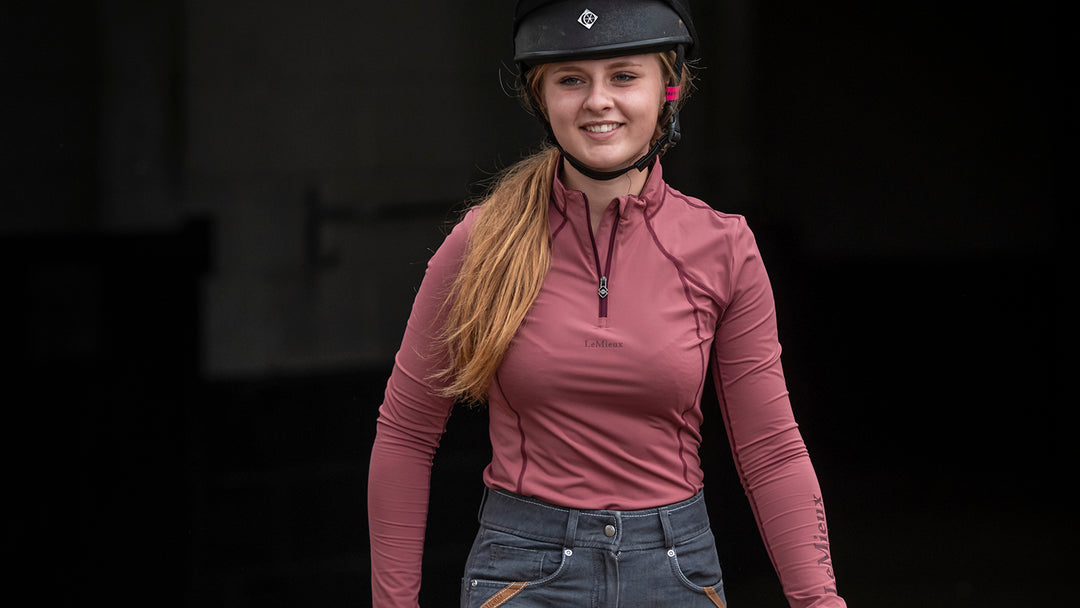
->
<box><xmin>461</xmin><ymin>488</ymin><xmax>727</xmax><ymax>608</ymax></box>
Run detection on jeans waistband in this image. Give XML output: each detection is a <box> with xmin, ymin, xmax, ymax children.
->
<box><xmin>477</xmin><ymin>488</ymin><xmax>711</xmax><ymax>551</ymax></box>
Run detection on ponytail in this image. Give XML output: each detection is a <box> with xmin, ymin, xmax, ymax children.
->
<box><xmin>433</xmin><ymin>145</ymin><xmax>561</xmax><ymax>405</ymax></box>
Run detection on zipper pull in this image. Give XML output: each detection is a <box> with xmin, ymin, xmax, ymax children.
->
<box><xmin>598</xmin><ymin>276</ymin><xmax>609</xmax><ymax>299</ymax></box>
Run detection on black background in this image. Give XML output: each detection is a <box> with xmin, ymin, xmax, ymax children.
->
<box><xmin>3</xmin><ymin>1</ymin><xmax>1066</xmax><ymax>606</ymax></box>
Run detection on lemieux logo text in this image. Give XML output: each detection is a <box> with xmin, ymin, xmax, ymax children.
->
<box><xmin>584</xmin><ymin>338</ymin><xmax>623</xmax><ymax>348</ymax></box>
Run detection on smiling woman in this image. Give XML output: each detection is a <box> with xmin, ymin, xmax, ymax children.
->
<box><xmin>528</xmin><ymin>53</ymin><xmax>678</xmax><ymax>229</ymax></box>
<box><xmin>542</xmin><ymin>55</ymin><xmax>666</xmax><ymax>178</ymax></box>
<box><xmin>367</xmin><ymin>2</ymin><xmax>850</xmax><ymax>607</ymax></box>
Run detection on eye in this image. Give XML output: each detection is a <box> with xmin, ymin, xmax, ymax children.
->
<box><xmin>613</xmin><ymin>72</ymin><xmax>637</xmax><ymax>83</ymax></box>
<box><xmin>557</xmin><ymin>75</ymin><xmax>584</xmax><ymax>86</ymax></box>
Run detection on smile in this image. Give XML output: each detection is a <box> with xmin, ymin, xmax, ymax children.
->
<box><xmin>582</xmin><ymin>123</ymin><xmax>621</xmax><ymax>133</ymax></box>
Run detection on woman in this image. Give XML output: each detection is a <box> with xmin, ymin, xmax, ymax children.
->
<box><xmin>368</xmin><ymin>1</ymin><xmax>848</xmax><ymax>607</ymax></box>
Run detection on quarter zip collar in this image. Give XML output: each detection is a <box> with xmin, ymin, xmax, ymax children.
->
<box><xmin>549</xmin><ymin>156</ymin><xmax>668</xmax><ymax>323</ymax></box>
<box><xmin>550</xmin><ymin>155</ymin><xmax>667</xmax><ymax>221</ymax></box>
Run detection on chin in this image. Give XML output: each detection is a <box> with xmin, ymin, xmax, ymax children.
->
<box><xmin>568</xmin><ymin>150</ymin><xmax>639</xmax><ymax>173</ymax></box>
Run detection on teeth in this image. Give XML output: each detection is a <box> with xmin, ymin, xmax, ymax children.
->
<box><xmin>584</xmin><ymin>123</ymin><xmax>619</xmax><ymax>133</ymax></box>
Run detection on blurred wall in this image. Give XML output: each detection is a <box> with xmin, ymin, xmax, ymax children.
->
<box><xmin>185</xmin><ymin>2</ymin><xmax>523</xmax><ymax>374</ymax></box>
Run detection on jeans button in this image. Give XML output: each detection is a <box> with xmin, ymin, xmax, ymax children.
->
<box><xmin>604</xmin><ymin>524</ymin><xmax>616</xmax><ymax>537</ymax></box>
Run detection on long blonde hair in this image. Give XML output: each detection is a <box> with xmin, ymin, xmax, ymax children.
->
<box><xmin>434</xmin><ymin>51</ymin><xmax>695</xmax><ymax>405</ymax></box>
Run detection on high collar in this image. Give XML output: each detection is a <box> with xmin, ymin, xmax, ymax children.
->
<box><xmin>551</xmin><ymin>155</ymin><xmax>667</xmax><ymax>220</ymax></box>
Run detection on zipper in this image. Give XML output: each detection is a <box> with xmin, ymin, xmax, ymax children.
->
<box><xmin>585</xmin><ymin>199</ymin><xmax>620</xmax><ymax>319</ymax></box>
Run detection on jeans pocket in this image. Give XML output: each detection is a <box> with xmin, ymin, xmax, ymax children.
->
<box><xmin>668</xmin><ymin>529</ymin><xmax>725</xmax><ymax>595</ymax></box>
<box><xmin>461</xmin><ymin>529</ymin><xmax>572</xmax><ymax>608</ymax></box>
<box><xmin>463</xmin><ymin>528</ymin><xmax>568</xmax><ymax>584</ymax></box>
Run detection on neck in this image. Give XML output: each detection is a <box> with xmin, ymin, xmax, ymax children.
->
<box><xmin>561</xmin><ymin>159</ymin><xmax>650</xmax><ymax>229</ymax></box>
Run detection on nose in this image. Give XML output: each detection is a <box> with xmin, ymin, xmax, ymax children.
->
<box><xmin>582</xmin><ymin>81</ymin><xmax>613</xmax><ymax>113</ymax></box>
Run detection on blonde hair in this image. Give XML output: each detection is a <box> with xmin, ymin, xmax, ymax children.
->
<box><xmin>431</xmin><ymin>144</ymin><xmax>559</xmax><ymax>405</ymax></box>
<box><xmin>434</xmin><ymin>51</ymin><xmax>695</xmax><ymax>405</ymax></box>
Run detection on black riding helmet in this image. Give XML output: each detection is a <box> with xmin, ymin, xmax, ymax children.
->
<box><xmin>513</xmin><ymin>0</ymin><xmax>698</xmax><ymax>180</ymax></box>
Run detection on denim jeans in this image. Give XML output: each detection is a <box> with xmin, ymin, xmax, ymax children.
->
<box><xmin>461</xmin><ymin>488</ymin><xmax>727</xmax><ymax>608</ymax></box>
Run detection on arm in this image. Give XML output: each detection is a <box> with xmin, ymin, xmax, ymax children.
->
<box><xmin>711</xmin><ymin>220</ymin><xmax>846</xmax><ymax>608</ymax></box>
<box><xmin>368</xmin><ymin>216</ymin><xmax>472</xmax><ymax>607</ymax></box>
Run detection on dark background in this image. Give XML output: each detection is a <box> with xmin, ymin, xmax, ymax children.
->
<box><xmin>3</xmin><ymin>1</ymin><xmax>1067</xmax><ymax>606</ymax></box>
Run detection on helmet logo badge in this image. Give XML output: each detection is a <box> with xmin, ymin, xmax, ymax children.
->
<box><xmin>577</xmin><ymin>9</ymin><xmax>598</xmax><ymax>29</ymax></box>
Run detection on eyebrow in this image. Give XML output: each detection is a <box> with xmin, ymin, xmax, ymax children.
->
<box><xmin>549</xmin><ymin>60</ymin><xmax>644</xmax><ymax>74</ymax></box>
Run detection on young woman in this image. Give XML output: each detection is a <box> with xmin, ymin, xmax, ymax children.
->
<box><xmin>368</xmin><ymin>1</ymin><xmax>848</xmax><ymax>607</ymax></box>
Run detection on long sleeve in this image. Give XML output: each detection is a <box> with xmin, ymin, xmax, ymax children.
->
<box><xmin>367</xmin><ymin>214</ymin><xmax>473</xmax><ymax>608</ymax></box>
<box><xmin>712</xmin><ymin>221</ymin><xmax>846</xmax><ymax>608</ymax></box>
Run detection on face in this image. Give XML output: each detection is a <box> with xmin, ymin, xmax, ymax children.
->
<box><xmin>539</xmin><ymin>54</ymin><xmax>666</xmax><ymax>173</ymax></box>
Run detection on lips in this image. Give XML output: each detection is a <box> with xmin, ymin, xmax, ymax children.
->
<box><xmin>582</xmin><ymin>122</ymin><xmax>622</xmax><ymax>133</ymax></box>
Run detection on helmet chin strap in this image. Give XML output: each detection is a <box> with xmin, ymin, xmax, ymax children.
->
<box><xmin>529</xmin><ymin>44</ymin><xmax>686</xmax><ymax>182</ymax></box>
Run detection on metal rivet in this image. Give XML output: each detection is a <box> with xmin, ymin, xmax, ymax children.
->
<box><xmin>564</xmin><ymin>549</ymin><xmax>573</xmax><ymax>556</ymax></box>
<box><xmin>667</xmin><ymin>549</ymin><xmax>676</xmax><ymax>557</ymax></box>
<box><xmin>471</xmin><ymin>580</ymin><xmax>478</xmax><ymax>587</ymax></box>
<box><xmin>604</xmin><ymin>524</ymin><xmax>616</xmax><ymax>537</ymax></box>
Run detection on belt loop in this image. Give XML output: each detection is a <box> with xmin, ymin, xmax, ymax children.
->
<box><xmin>658</xmin><ymin>506</ymin><xmax>675</xmax><ymax>548</ymax></box>
<box><xmin>564</xmin><ymin>508</ymin><xmax>580</xmax><ymax>548</ymax></box>
<box><xmin>476</xmin><ymin>486</ymin><xmax>490</xmax><ymax>524</ymax></box>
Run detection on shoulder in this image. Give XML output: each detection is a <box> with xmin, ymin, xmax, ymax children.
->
<box><xmin>645</xmin><ymin>183</ymin><xmax>766</xmax><ymax>305</ymax></box>
<box><xmin>650</xmin><ymin>183</ymin><xmax>758</xmax><ymax>260</ymax></box>
<box><xmin>428</xmin><ymin>206</ymin><xmax>481</xmax><ymax>272</ymax></box>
